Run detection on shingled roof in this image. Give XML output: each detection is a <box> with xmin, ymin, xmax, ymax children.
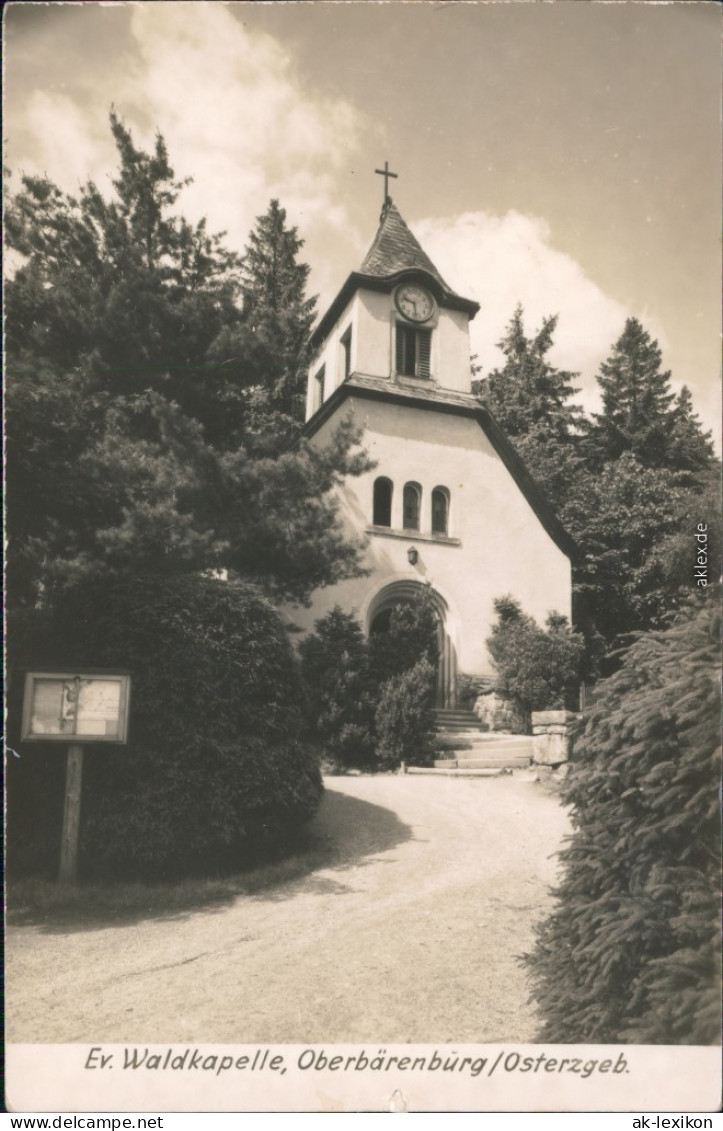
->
<box><xmin>359</xmin><ymin>201</ymin><xmax>454</xmax><ymax>292</ymax></box>
<box><xmin>311</xmin><ymin>199</ymin><xmax>478</xmax><ymax>348</ymax></box>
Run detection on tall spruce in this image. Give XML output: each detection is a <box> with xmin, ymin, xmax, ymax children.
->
<box><xmin>666</xmin><ymin>385</ymin><xmax>716</xmax><ymax>480</ymax></box>
<box><xmin>238</xmin><ymin>199</ymin><xmax>317</xmax><ymax>429</ymax></box>
<box><xmin>585</xmin><ymin>317</ymin><xmax>714</xmax><ymax>475</ymax></box>
<box><xmin>473</xmin><ymin>306</ymin><xmax>586</xmax><ymax>507</ymax></box>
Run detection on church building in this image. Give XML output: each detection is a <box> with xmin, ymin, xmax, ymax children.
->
<box><xmin>287</xmin><ymin>188</ymin><xmax>574</xmax><ymax>708</ymax></box>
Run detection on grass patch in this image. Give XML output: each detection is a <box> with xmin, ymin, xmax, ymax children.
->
<box><xmin>7</xmin><ymin>832</ymin><xmax>333</xmax><ymax>929</ymax></box>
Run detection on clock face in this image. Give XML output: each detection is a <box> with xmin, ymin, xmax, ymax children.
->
<box><xmin>395</xmin><ymin>284</ymin><xmax>435</xmax><ymax>323</ymax></box>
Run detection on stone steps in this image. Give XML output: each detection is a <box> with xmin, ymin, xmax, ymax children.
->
<box><xmin>434</xmin><ymin>709</ymin><xmax>489</xmax><ymax>734</ymax></box>
<box><xmin>406</xmin><ymin>766</ymin><xmax>505</xmax><ymax>778</ymax></box>
<box><xmin>436</xmin><ymin>731</ymin><xmax>529</xmax><ymax>745</ymax></box>
<box><xmin>433</xmin><ymin>753</ymin><xmax>532</xmax><ymax>770</ymax></box>
<box><xmin>424</xmin><ymin>709</ymin><xmax>533</xmax><ymax>771</ymax></box>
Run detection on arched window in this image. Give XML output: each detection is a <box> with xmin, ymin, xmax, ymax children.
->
<box><xmin>403</xmin><ymin>482</ymin><xmax>421</xmax><ymax>531</ymax></box>
<box><xmin>373</xmin><ymin>477</ymin><xmax>393</xmax><ymax>527</ymax></box>
<box><xmin>431</xmin><ymin>487</ymin><xmax>450</xmax><ymax>536</ymax></box>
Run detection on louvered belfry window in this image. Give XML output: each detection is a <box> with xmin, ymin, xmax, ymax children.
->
<box><xmin>396</xmin><ymin>325</ymin><xmax>431</xmax><ymax>378</ymax></box>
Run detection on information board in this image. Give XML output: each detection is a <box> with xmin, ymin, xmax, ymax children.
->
<box><xmin>21</xmin><ymin>672</ymin><xmax>131</xmax><ymax>743</ymax></box>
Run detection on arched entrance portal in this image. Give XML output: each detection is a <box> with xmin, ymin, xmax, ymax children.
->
<box><xmin>366</xmin><ymin>581</ymin><xmax>457</xmax><ymax>708</ymax></box>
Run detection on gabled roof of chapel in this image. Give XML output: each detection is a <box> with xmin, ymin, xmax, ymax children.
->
<box><xmin>310</xmin><ymin>199</ymin><xmax>479</xmax><ymax>348</ymax></box>
<box><xmin>303</xmin><ymin>373</ymin><xmax>576</xmax><ymax>560</ymax></box>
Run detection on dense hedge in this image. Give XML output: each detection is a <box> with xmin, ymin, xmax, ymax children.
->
<box><xmin>7</xmin><ymin>575</ymin><xmax>323</xmax><ymax>879</ymax></box>
<box><xmin>526</xmin><ymin>595</ymin><xmax>721</xmax><ymax>1044</ymax></box>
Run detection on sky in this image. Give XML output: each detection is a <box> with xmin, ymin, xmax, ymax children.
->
<box><xmin>4</xmin><ymin>1</ymin><xmax>721</xmax><ymax>438</ymax></box>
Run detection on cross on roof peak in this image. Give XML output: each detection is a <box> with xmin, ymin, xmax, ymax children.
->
<box><xmin>374</xmin><ymin>160</ymin><xmax>398</xmax><ymax>205</ymax></box>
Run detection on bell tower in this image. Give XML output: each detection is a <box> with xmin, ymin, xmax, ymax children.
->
<box><xmin>305</xmin><ymin>174</ymin><xmax>480</xmax><ymax>421</ymax></box>
<box><xmin>289</xmin><ymin>169</ymin><xmax>573</xmax><ymax>711</ymax></box>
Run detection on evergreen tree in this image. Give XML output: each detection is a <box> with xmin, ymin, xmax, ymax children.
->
<box><xmin>299</xmin><ymin>591</ymin><xmax>441</xmax><ymax>770</ymax></box>
<box><xmin>225</xmin><ymin>199</ymin><xmax>317</xmax><ymax>438</ymax></box>
<box><xmin>527</xmin><ymin>596</ymin><xmax>721</xmax><ymax>1044</ymax></box>
<box><xmin>299</xmin><ymin>607</ymin><xmax>377</xmax><ymax>768</ymax></box>
<box><xmin>563</xmin><ymin>453</ymin><xmax>692</xmax><ymax>649</ymax></box>
<box><xmin>375</xmin><ymin>658</ymin><xmax>437</xmax><ymax>770</ymax></box>
<box><xmin>474</xmin><ymin>306</ymin><xmax>583</xmax><ymax>441</ymax></box>
<box><xmin>6</xmin><ymin>112</ymin><xmax>241</xmax><ymax>412</ymax></box>
<box><xmin>647</xmin><ymin>467</ymin><xmax>721</xmax><ymax>595</ymax></box>
<box><xmin>5</xmin><ymin>114</ymin><xmax>370</xmax><ymax>609</ymax></box>
<box><xmin>6</xmin><ymin>116</ymin><xmax>364</xmax><ymax>877</ymax></box>
<box><xmin>473</xmin><ymin>306</ymin><xmax>586</xmax><ymax>507</ymax></box>
<box><xmin>584</xmin><ymin>317</ymin><xmax>714</xmax><ymax>476</ymax></box>
<box><xmin>666</xmin><ymin>385</ymin><xmax>716</xmax><ymax>480</ymax></box>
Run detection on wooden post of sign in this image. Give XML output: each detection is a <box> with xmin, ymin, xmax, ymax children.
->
<box><xmin>59</xmin><ymin>743</ymin><xmax>84</xmax><ymax>883</ymax></box>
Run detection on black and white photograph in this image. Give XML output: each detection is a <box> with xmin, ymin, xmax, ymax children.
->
<box><xmin>4</xmin><ymin>0</ymin><xmax>721</xmax><ymax>1116</ymax></box>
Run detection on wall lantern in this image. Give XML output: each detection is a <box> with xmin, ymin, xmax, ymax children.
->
<box><xmin>407</xmin><ymin>546</ymin><xmax>419</xmax><ymax>566</ymax></box>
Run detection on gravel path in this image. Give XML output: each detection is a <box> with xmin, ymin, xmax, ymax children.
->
<box><xmin>7</xmin><ymin>774</ymin><xmax>569</xmax><ymax>1044</ymax></box>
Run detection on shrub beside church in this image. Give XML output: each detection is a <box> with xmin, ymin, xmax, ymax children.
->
<box><xmin>7</xmin><ymin>576</ymin><xmax>322</xmax><ymax>879</ymax></box>
<box><xmin>526</xmin><ymin>595</ymin><xmax>721</xmax><ymax>1044</ymax></box>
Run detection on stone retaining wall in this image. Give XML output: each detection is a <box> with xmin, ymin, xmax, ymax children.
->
<box><xmin>531</xmin><ymin>710</ymin><xmax>580</xmax><ymax>766</ymax></box>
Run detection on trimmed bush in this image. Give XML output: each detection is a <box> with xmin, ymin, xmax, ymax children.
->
<box><xmin>7</xmin><ymin>575</ymin><xmax>322</xmax><ymax>879</ymax></box>
<box><xmin>375</xmin><ymin>657</ymin><xmax>437</xmax><ymax>770</ymax></box>
<box><xmin>486</xmin><ymin>596</ymin><xmax>584</xmax><ymax>727</ymax></box>
<box><xmin>526</xmin><ymin>595</ymin><xmax>721</xmax><ymax>1044</ymax></box>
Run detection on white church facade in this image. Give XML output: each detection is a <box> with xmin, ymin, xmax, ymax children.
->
<box><xmin>286</xmin><ymin>197</ymin><xmax>574</xmax><ymax>707</ymax></box>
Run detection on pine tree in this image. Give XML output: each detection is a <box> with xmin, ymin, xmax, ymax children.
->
<box><xmin>6</xmin><ymin>112</ymin><xmax>241</xmax><ymax>410</ymax></box>
<box><xmin>6</xmin><ymin>117</ymin><xmax>366</xmax><ymax>877</ymax></box>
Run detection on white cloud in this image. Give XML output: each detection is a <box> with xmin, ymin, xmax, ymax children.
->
<box><xmin>123</xmin><ymin>3</ymin><xmax>363</xmax><ymax>248</ymax></box>
<box><xmin>413</xmin><ymin>210</ymin><xmax>669</xmax><ymax>415</ymax></box>
<box><xmin>20</xmin><ymin>92</ymin><xmax>117</xmax><ymax>192</ymax></box>
<box><xmin>9</xmin><ymin>3</ymin><xmax>366</xmax><ymax>254</ymax></box>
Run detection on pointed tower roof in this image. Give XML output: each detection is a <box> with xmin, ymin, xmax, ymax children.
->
<box><xmin>310</xmin><ymin>198</ymin><xmax>479</xmax><ymax>348</ymax></box>
<box><xmin>359</xmin><ymin>201</ymin><xmax>452</xmax><ymax>291</ymax></box>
